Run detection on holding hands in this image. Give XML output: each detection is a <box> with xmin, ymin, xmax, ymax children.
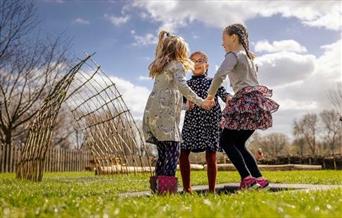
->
<box><xmin>202</xmin><ymin>95</ymin><xmax>215</xmax><ymax>110</ymax></box>
<box><xmin>187</xmin><ymin>94</ymin><xmax>233</xmax><ymax>111</ymax></box>
<box><xmin>202</xmin><ymin>99</ymin><xmax>215</xmax><ymax>110</ymax></box>
<box><xmin>226</xmin><ymin>95</ymin><xmax>233</xmax><ymax>104</ymax></box>
<box><xmin>186</xmin><ymin>101</ymin><xmax>195</xmax><ymax>110</ymax></box>
<box><xmin>186</xmin><ymin>98</ymin><xmax>215</xmax><ymax>111</ymax></box>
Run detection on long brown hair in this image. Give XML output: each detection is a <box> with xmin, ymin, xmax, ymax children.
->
<box><xmin>148</xmin><ymin>31</ymin><xmax>194</xmax><ymax>78</ymax></box>
<box><xmin>224</xmin><ymin>24</ymin><xmax>255</xmax><ymax>60</ymax></box>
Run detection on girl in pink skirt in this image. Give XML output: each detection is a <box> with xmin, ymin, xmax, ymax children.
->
<box><xmin>203</xmin><ymin>24</ymin><xmax>279</xmax><ymax>190</ymax></box>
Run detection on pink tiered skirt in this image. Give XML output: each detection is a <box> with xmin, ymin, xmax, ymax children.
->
<box><xmin>221</xmin><ymin>85</ymin><xmax>279</xmax><ymax>130</ymax></box>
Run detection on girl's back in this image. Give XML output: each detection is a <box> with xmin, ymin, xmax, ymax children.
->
<box><xmin>143</xmin><ymin>60</ymin><xmax>204</xmax><ymax>143</ymax></box>
<box><xmin>152</xmin><ymin>61</ymin><xmax>182</xmax><ymax>91</ymax></box>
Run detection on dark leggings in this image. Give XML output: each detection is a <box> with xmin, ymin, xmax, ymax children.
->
<box><xmin>155</xmin><ymin>140</ymin><xmax>180</xmax><ymax>176</ymax></box>
<box><xmin>220</xmin><ymin>128</ymin><xmax>262</xmax><ymax>179</ymax></box>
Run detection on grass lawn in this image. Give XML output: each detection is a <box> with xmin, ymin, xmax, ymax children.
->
<box><xmin>1</xmin><ymin>170</ymin><xmax>342</xmax><ymax>217</ymax></box>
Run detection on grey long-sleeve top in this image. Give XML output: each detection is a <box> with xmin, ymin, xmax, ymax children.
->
<box><xmin>143</xmin><ymin>60</ymin><xmax>205</xmax><ymax>143</ymax></box>
<box><xmin>208</xmin><ymin>50</ymin><xmax>259</xmax><ymax>96</ymax></box>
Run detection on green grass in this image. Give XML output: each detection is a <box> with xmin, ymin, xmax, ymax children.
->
<box><xmin>1</xmin><ymin>170</ymin><xmax>342</xmax><ymax>217</ymax></box>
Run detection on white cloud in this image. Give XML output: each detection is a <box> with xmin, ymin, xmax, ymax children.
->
<box><xmin>255</xmin><ymin>51</ymin><xmax>315</xmax><ymax>86</ymax></box>
<box><xmin>192</xmin><ymin>33</ymin><xmax>199</xmax><ymax>39</ymax></box>
<box><xmin>104</xmin><ymin>14</ymin><xmax>130</xmax><ymax>26</ymax></box>
<box><xmin>275</xmin><ymin>40</ymin><xmax>341</xmax><ymax>104</ymax></box>
<box><xmin>110</xmin><ymin>76</ymin><xmax>150</xmax><ymax>119</ymax></box>
<box><xmin>73</xmin><ymin>18</ymin><xmax>90</xmax><ymax>25</ymax></box>
<box><xmin>258</xmin><ymin>39</ymin><xmax>341</xmax><ymax>136</ymax></box>
<box><xmin>301</xmin><ymin>6</ymin><xmax>342</xmax><ymax>31</ymax></box>
<box><xmin>138</xmin><ymin>75</ymin><xmax>151</xmax><ymax>81</ymax></box>
<box><xmin>140</xmin><ymin>12</ymin><xmax>149</xmax><ymax>19</ymax></box>
<box><xmin>138</xmin><ymin>56</ymin><xmax>152</xmax><ymax>61</ymax></box>
<box><xmin>131</xmin><ymin>31</ymin><xmax>157</xmax><ymax>46</ymax></box>
<box><xmin>44</xmin><ymin>0</ymin><xmax>64</xmax><ymax>3</ymax></box>
<box><xmin>275</xmin><ymin>99</ymin><xmax>318</xmax><ymax>111</ymax></box>
<box><xmin>255</xmin><ymin>40</ymin><xmax>308</xmax><ymax>53</ymax></box>
<box><xmin>132</xmin><ymin>0</ymin><xmax>341</xmax><ymax>31</ymax></box>
<box><xmin>70</xmin><ymin>72</ymin><xmax>150</xmax><ymax>120</ymax></box>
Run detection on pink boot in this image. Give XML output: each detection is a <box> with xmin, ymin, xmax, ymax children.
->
<box><xmin>150</xmin><ymin>176</ymin><xmax>178</xmax><ymax>194</ymax></box>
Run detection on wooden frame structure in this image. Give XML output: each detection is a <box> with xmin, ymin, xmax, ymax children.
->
<box><xmin>16</xmin><ymin>54</ymin><xmax>152</xmax><ymax>181</ymax></box>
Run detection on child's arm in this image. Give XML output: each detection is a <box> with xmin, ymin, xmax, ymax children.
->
<box><xmin>173</xmin><ymin>63</ymin><xmax>204</xmax><ymax>107</ymax></box>
<box><xmin>217</xmin><ymin>86</ymin><xmax>233</xmax><ymax>103</ymax></box>
<box><xmin>182</xmin><ymin>97</ymin><xmax>194</xmax><ymax>111</ymax></box>
<box><xmin>207</xmin><ymin>53</ymin><xmax>237</xmax><ymax>100</ymax></box>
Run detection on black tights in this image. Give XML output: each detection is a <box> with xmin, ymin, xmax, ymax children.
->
<box><xmin>220</xmin><ymin>129</ymin><xmax>262</xmax><ymax>180</ymax></box>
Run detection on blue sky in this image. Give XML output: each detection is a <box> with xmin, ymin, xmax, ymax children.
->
<box><xmin>36</xmin><ymin>0</ymin><xmax>341</xmax><ymax>137</ymax></box>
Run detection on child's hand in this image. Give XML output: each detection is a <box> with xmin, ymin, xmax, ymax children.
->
<box><xmin>202</xmin><ymin>98</ymin><xmax>215</xmax><ymax>110</ymax></box>
<box><xmin>187</xmin><ymin>101</ymin><xmax>195</xmax><ymax>110</ymax></box>
<box><xmin>226</xmin><ymin>95</ymin><xmax>233</xmax><ymax>104</ymax></box>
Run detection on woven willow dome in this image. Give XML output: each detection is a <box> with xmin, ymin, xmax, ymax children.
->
<box><xmin>16</xmin><ymin>54</ymin><xmax>153</xmax><ymax>181</ymax></box>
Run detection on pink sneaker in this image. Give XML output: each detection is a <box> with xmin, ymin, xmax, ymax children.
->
<box><xmin>256</xmin><ymin>177</ymin><xmax>269</xmax><ymax>189</ymax></box>
<box><xmin>240</xmin><ymin>176</ymin><xmax>260</xmax><ymax>190</ymax></box>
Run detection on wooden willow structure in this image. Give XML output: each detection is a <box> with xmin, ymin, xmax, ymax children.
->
<box><xmin>16</xmin><ymin>54</ymin><xmax>152</xmax><ymax>181</ymax></box>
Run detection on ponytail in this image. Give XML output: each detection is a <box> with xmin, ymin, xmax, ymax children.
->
<box><xmin>155</xmin><ymin>31</ymin><xmax>170</xmax><ymax>57</ymax></box>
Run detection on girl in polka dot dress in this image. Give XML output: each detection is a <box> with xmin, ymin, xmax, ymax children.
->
<box><xmin>180</xmin><ymin>51</ymin><xmax>232</xmax><ymax>193</ymax></box>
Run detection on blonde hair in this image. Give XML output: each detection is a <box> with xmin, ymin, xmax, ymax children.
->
<box><xmin>148</xmin><ymin>31</ymin><xmax>194</xmax><ymax>78</ymax></box>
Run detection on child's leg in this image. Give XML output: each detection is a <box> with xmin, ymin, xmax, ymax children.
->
<box><xmin>163</xmin><ymin>141</ymin><xmax>180</xmax><ymax>176</ymax></box>
<box><xmin>179</xmin><ymin>149</ymin><xmax>191</xmax><ymax>193</ymax></box>
<box><xmin>152</xmin><ymin>141</ymin><xmax>180</xmax><ymax>194</ymax></box>
<box><xmin>155</xmin><ymin>142</ymin><xmax>167</xmax><ymax>176</ymax></box>
<box><xmin>205</xmin><ymin>151</ymin><xmax>217</xmax><ymax>193</ymax></box>
<box><xmin>234</xmin><ymin>130</ymin><xmax>262</xmax><ymax>178</ymax></box>
<box><xmin>220</xmin><ymin>129</ymin><xmax>251</xmax><ymax>180</ymax></box>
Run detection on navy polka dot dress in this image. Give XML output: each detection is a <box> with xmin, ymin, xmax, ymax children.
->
<box><xmin>181</xmin><ymin>74</ymin><xmax>230</xmax><ymax>152</ymax></box>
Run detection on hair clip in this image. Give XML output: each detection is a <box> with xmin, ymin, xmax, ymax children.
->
<box><xmin>162</xmin><ymin>32</ymin><xmax>171</xmax><ymax>40</ymax></box>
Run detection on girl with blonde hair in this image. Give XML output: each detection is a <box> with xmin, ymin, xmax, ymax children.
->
<box><xmin>143</xmin><ymin>31</ymin><xmax>214</xmax><ymax>194</ymax></box>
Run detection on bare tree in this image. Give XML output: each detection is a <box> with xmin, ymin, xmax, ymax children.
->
<box><xmin>267</xmin><ymin>133</ymin><xmax>290</xmax><ymax>157</ymax></box>
<box><xmin>328</xmin><ymin>83</ymin><xmax>342</xmax><ymax>122</ymax></box>
<box><xmin>0</xmin><ymin>0</ymin><xmax>37</xmax><ymax>61</ymax></box>
<box><xmin>320</xmin><ymin>110</ymin><xmax>342</xmax><ymax>155</ymax></box>
<box><xmin>248</xmin><ymin>132</ymin><xmax>264</xmax><ymax>155</ymax></box>
<box><xmin>293</xmin><ymin>113</ymin><xmax>318</xmax><ymax>156</ymax></box>
<box><xmin>292</xmin><ymin>137</ymin><xmax>306</xmax><ymax>157</ymax></box>
<box><xmin>248</xmin><ymin>132</ymin><xmax>289</xmax><ymax>158</ymax></box>
<box><xmin>0</xmin><ymin>0</ymin><xmax>68</xmax><ymax>172</ymax></box>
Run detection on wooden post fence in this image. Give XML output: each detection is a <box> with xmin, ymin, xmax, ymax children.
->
<box><xmin>0</xmin><ymin>146</ymin><xmax>92</xmax><ymax>173</ymax></box>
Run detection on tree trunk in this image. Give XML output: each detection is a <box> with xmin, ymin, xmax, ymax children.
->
<box><xmin>2</xmin><ymin>130</ymin><xmax>12</xmax><ymax>172</ymax></box>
